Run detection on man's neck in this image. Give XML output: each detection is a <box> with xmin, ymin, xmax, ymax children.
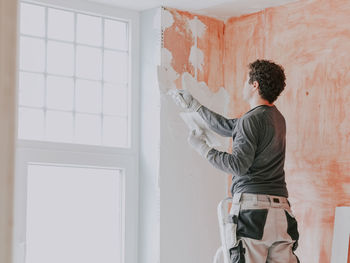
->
<box><xmin>249</xmin><ymin>97</ymin><xmax>274</xmax><ymax>109</ymax></box>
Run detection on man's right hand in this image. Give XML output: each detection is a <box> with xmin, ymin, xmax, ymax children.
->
<box><xmin>169</xmin><ymin>89</ymin><xmax>202</xmax><ymax>112</ymax></box>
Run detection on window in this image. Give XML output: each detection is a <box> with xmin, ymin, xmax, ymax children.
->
<box><xmin>18</xmin><ymin>1</ymin><xmax>130</xmax><ymax>148</ymax></box>
<box><xmin>26</xmin><ymin>164</ymin><xmax>124</xmax><ymax>263</ymax></box>
<box><xmin>14</xmin><ymin>2</ymin><xmax>139</xmax><ymax>263</ymax></box>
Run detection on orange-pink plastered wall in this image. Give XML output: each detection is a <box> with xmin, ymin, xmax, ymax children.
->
<box><xmin>225</xmin><ymin>0</ymin><xmax>350</xmax><ymax>262</ymax></box>
<box><xmin>162</xmin><ymin>0</ymin><xmax>350</xmax><ymax>262</ymax></box>
<box><xmin>162</xmin><ymin>8</ymin><xmax>224</xmax><ymax>91</ymax></box>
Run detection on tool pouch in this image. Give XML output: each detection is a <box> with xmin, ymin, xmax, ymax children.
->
<box><xmin>217</xmin><ymin>196</ymin><xmax>241</xmax><ymax>263</ymax></box>
<box><xmin>225</xmin><ymin>204</ymin><xmax>240</xmax><ymax>250</ymax></box>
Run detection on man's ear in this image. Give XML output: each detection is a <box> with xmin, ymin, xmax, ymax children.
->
<box><xmin>252</xmin><ymin>80</ymin><xmax>259</xmax><ymax>91</ymax></box>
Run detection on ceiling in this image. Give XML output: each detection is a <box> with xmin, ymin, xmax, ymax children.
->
<box><xmin>87</xmin><ymin>0</ymin><xmax>299</xmax><ymax>20</ymax></box>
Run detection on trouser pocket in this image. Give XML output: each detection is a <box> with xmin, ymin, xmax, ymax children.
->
<box><xmin>236</xmin><ymin>209</ymin><xmax>268</xmax><ymax>240</ymax></box>
<box><xmin>229</xmin><ymin>240</ymin><xmax>246</xmax><ymax>263</ymax></box>
<box><xmin>284</xmin><ymin>209</ymin><xmax>299</xmax><ymax>251</ymax></box>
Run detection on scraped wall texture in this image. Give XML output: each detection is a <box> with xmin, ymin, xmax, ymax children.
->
<box><xmin>160</xmin><ymin>7</ymin><xmax>229</xmax><ymax>263</ymax></box>
<box><xmin>162</xmin><ymin>7</ymin><xmax>224</xmax><ymax>92</ymax></box>
<box><xmin>162</xmin><ymin>0</ymin><xmax>350</xmax><ymax>262</ymax></box>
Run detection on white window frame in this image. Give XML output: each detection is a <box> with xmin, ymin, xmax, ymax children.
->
<box><xmin>13</xmin><ymin>1</ymin><xmax>140</xmax><ymax>263</ymax></box>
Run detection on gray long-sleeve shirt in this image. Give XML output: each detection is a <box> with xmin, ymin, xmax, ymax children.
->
<box><xmin>198</xmin><ymin>105</ymin><xmax>288</xmax><ymax>197</ymax></box>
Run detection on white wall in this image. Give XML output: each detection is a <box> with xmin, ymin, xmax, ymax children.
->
<box><xmin>140</xmin><ymin>7</ymin><xmax>228</xmax><ymax>263</ymax></box>
<box><xmin>139</xmin><ymin>7</ymin><xmax>161</xmax><ymax>263</ymax></box>
<box><xmin>159</xmin><ymin>8</ymin><xmax>228</xmax><ymax>263</ymax></box>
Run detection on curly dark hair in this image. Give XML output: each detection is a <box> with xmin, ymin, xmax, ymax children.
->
<box><xmin>248</xmin><ymin>59</ymin><xmax>286</xmax><ymax>103</ymax></box>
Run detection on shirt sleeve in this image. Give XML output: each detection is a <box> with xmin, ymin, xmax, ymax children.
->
<box><xmin>205</xmin><ymin>116</ymin><xmax>259</xmax><ymax>175</ymax></box>
<box><xmin>197</xmin><ymin>105</ymin><xmax>238</xmax><ymax>137</ymax></box>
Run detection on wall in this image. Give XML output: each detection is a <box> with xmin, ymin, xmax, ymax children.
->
<box><xmin>0</xmin><ymin>0</ymin><xmax>18</xmax><ymax>262</ymax></box>
<box><xmin>161</xmin><ymin>0</ymin><xmax>350</xmax><ymax>262</ymax></box>
<box><xmin>224</xmin><ymin>0</ymin><xmax>350</xmax><ymax>262</ymax></box>
<box><xmin>139</xmin><ymin>7</ymin><xmax>161</xmax><ymax>263</ymax></box>
<box><xmin>160</xmin><ymin>7</ymin><xmax>228</xmax><ymax>263</ymax></box>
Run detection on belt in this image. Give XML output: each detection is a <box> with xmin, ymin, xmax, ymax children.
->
<box><xmin>233</xmin><ymin>193</ymin><xmax>289</xmax><ymax>205</ymax></box>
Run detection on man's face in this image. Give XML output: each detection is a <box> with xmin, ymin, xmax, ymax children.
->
<box><xmin>243</xmin><ymin>75</ymin><xmax>252</xmax><ymax>102</ymax></box>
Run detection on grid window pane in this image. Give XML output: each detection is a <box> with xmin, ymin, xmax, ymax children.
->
<box><xmin>104</xmin><ymin>51</ymin><xmax>128</xmax><ymax>84</ymax></box>
<box><xmin>76</xmin><ymin>79</ymin><xmax>101</xmax><ymax>114</ymax></box>
<box><xmin>18</xmin><ymin>3</ymin><xmax>131</xmax><ymax>147</ymax></box>
<box><xmin>46</xmin><ymin>110</ymin><xmax>73</xmax><ymax>143</ymax></box>
<box><xmin>18</xmin><ymin>108</ymin><xmax>45</xmax><ymax>140</ymax></box>
<box><xmin>19</xmin><ymin>72</ymin><xmax>45</xmax><ymax>107</ymax></box>
<box><xmin>47</xmin><ymin>76</ymin><xmax>74</xmax><ymax>111</ymax></box>
<box><xmin>75</xmin><ymin>113</ymin><xmax>101</xmax><ymax>145</ymax></box>
<box><xmin>48</xmin><ymin>8</ymin><xmax>74</xmax><ymax>41</ymax></box>
<box><xmin>26</xmin><ymin>164</ymin><xmax>123</xmax><ymax>263</ymax></box>
<box><xmin>76</xmin><ymin>46</ymin><xmax>102</xmax><ymax>80</ymax></box>
<box><xmin>20</xmin><ymin>3</ymin><xmax>45</xmax><ymax>37</ymax></box>
<box><xmin>47</xmin><ymin>41</ymin><xmax>74</xmax><ymax>76</ymax></box>
<box><xmin>103</xmin><ymin>116</ymin><xmax>127</xmax><ymax>147</ymax></box>
<box><xmin>104</xmin><ymin>19</ymin><xmax>127</xmax><ymax>50</ymax></box>
<box><xmin>20</xmin><ymin>37</ymin><xmax>45</xmax><ymax>72</ymax></box>
<box><xmin>103</xmin><ymin>84</ymin><xmax>127</xmax><ymax>116</ymax></box>
<box><xmin>77</xmin><ymin>14</ymin><xmax>102</xmax><ymax>46</ymax></box>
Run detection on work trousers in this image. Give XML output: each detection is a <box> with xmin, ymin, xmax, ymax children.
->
<box><xmin>229</xmin><ymin>193</ymin><xmax>300</xmax><ymax>263</ymax></box>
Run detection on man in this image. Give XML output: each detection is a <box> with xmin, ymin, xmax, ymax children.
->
<box><xmin>171</xmin><ymin>59</ymin><xmax>300</xmax><ymax>263</ymax></box>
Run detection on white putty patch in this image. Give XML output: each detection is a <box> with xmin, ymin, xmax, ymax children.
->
<box><xmin>181</xmin><ymin>72</ymin><xmax>229</xmax><ymax>115</ymax></box>
<box><xmin>189</xmin><ymin>46</ymin><xmax>205</xmax><ymax>73</ymax></box>
<box><xmin>161</xmin><ymin>47</ymin><xmax>174</xmax><ymax>67</ymax></box>
<box><xmin>188</xmin><ymin>17</ymin><xmax>207</xmax><ymax>38</ymax></box>
<box><xmin>160</xmin><ymin>48</ymin><xmax>179</xmax><ymax>93</ymax></box>
<box><xmin>181</xmin><ymin>72</ymin><xmax>230</xmax><ymax>150</ymax></box>
<box><xmin>161</xmin><ymin>8</ymin><xmax>174</xmax><ymax>29</ymax></box>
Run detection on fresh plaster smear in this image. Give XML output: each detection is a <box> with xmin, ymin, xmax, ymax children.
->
<box><xmin>189</xmin><ymin>46</ymin><xmax>205</xmax><ymax>73</ymax></box>
<box><xmin>182</xmin><ymin>72</ymin><xmax>229</xmax><ymax>115</ymax></box>
<box><xmin>181</xmin><ymin>72</ymin><xmax>230</xmax><ymax>151</ymax></box>
<box><xmin>161</xmin><ymin>8</ymin><xmax>174</xmax><ymax>29</ymax></box>
<box><xmin>188</xmin><ymin>16</ymin><xmax>207</xmax><ymax>78</ymax></box>
<box><xmin>188</xmin><ymin>17</ymin><xmax>207</xmax><ymax>38</ymax></box>
<box><xmin>160</xmin><ymin>48</ymin><xmax>179</xmax><ymax>91</ymax></box>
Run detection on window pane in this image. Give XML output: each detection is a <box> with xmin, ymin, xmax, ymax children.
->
<box><xmin>46</xmin><ymin>110</ymin><xmax>73</xmax><ymax>143</ymax></box>
<box><xmin>47</xmin><ymin>41</ymin><xmax>74</xmax><ymax>76</ymax></box>
<box><xmin>104</xmin><ymin>51</ymin><xmax>128</xmax><ymax>84</ymax></box>
<box><xmin>20</xmin><ymin>3</ymin><xmax>45</xmax><ymax>37</ymax></box>
<box><xmin>26</xmin><ymin>164</ymin><xmax>123</xmax><ymax>263</ymax></box>
<box><xmin>103</xmin><ymin>116</ymin><xmax>128</xmax><ymax>147</ymax></box>
<box><xmin>103</xmin><ymin>84</ymin><xmax>127</xmax><ymax>116</ymax></box>
<box><xmin>18</xmin><ymin>2</ymin><xmax>131</xmax><ymax>148</ymax></box>
<box><xmin>104</xmin><ymin>19</ymin><xmax>127</xmax><ymax>50</ymax></box>
<box><xmin>19</xmin><ymin>72</ymin><xmax>45</xmax><ymax>107</ymax></box>
<box><xmin>76</xmin><ymin>79</ymin><xmax>101</xmax><ymax>114</ymax></box>
<box><xmin>20</xmin><ymin>37</ymin><xmax>45</xmax><ymax>72</ymax></box>
<box><xmin>18</xmin><ymin>108</ymin><xmax>44</xmax><ymax>140</ymax></box>
<box><xmin>76</xmin><ymin>46</ymin><xmax>102</xmax><ymax>80</ymax></box>
<box><xmin>77</xmin><ymin>14</ymin><xmax>102</xmax><ymax>46</ymax></box>
<box><xmin>47</xmin><ymin>76</ymin><xmax>74</xmax><ymax>111</ymax></box>
<box><xmin>75</xmin><ymin>113</ymin><xmax>101</xmax><ymax>145</ymax></box>
<box><xmin>48</xmin><ymin>8</ymin><xmax>74</xmax><ymax>41</ymax></box>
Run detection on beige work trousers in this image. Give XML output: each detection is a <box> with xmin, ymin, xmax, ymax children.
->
<box><xmin>229</xmin><ymin>193</ymin><xmax>300</xmax><ymax>263</ymax></box>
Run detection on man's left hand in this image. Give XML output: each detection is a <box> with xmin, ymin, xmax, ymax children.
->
<box><xmin>187</xmin><ymin>130</ymin><xmax>212</xmax><ymax>158</ymax></box>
